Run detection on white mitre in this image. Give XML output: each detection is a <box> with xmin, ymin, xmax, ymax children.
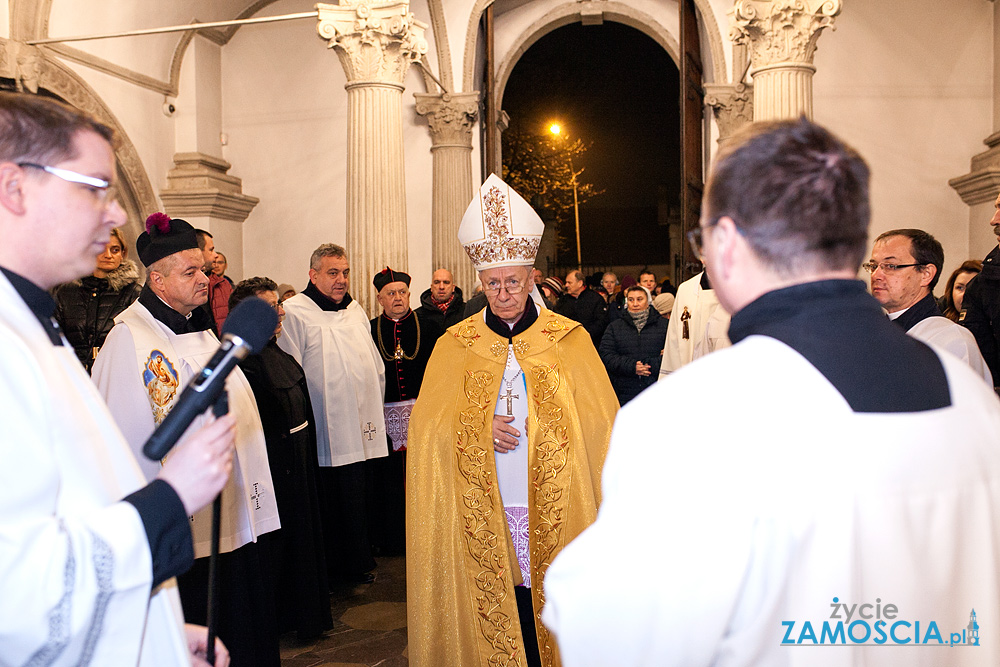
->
<box><xmin>459</xmin><ymin>173</ymin><xmax>544</xmax><ymax>271</ymax></box>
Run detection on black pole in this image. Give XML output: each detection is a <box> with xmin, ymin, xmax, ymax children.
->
<box><xmin>205</xmin><ymin>391</ymin><xmax>229</xmax><ymax>666</ymax></box>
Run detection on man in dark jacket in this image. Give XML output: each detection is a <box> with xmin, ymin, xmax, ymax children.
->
<box><xmin>556</xmin><ymin>270</ymin><xmax>608</xmax><ymax>346</ymax></box>
<box><xmin>961</xmin><ymin>191</ymin><xmax>1000</xmax><ymax>390</ymax></box>
<box><xmin>415</xmin><ymin>268</ymin><xmax>465</xmax><ymax>333</ymax></box>
<box><xmin>598</xmin><ymin>285</ymin><xmax>667</xmax><ymax>405</ymax></box>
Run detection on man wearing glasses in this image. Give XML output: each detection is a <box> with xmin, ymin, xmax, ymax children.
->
<box><xmin>0</xmin><ymin>92</ymin><xmax>236</xmax><ymax>665</ymax></box>
<box><xmin>542</xmin><ymin>119</ymin><xmax>1000</xmax><ymax>666</ymax></box>
<box><xmin>406</xmin><ymin>174</ymin><xmax>618</xmax><ymax>667</ymax></box>
<box><xmin>867</xmin><ymin>228</ymin><xmax>990</xmax><ymax>383</ymax></box>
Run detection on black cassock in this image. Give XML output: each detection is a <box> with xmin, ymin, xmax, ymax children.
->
<box><xmin>369</xmin><ymin>310</ymin><xmax>442</xmax><ymax>554</ymax></box>
<box><xmin>239</xmin><ymin>339</ymin><xmax>333</xmax><ymax>641</ymax></box>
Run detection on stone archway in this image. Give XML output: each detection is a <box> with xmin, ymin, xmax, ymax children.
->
<box><xmin>495</xmin><ymin>5</ymin><xmax>681</xmax><ymax>109</ymax></box>
<box><xmin>496</xmin><ymin>19</ymin><xmax>683</xmax><ymax>277</ymax></box>
<box><xmin>464</xmin><ymin>0</ymin><xmax>728</xmax><ymax>95</ymax></box>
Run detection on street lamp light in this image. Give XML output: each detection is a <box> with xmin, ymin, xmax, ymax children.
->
<box><xmin>548</xmin><ymin>122</ymin><xmax>582</xmax><ymax>271</ymax></box>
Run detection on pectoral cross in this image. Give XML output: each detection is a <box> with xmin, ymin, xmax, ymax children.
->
<box><xmin>501</xmin><ymin>387</ymin><xmax>519</xmax><ymax>415</ymax></box>
<box><xmin>681</xmin><ymin>307</ymin><xmax>691</xmax><ymax>340</ymax></box>
<box><xmin>394</xmin><ymin>341</ymin><xmax>403</xmax><ymax>360</ymax></box>
<box><xmin>364</xmin><ymin>422</ymin><xmax>377</xmax><ymax>441</ymax></box>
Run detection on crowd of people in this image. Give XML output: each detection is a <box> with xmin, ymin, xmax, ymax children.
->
<box><xmin>5</xmin><ymin>91</ymin><xmax>1000</xmax><ymax>667</ymax></box>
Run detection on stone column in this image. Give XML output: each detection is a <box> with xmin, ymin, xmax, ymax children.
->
<box><xmin>730</xmin><ymin>0</ymin><xmax>842</xmax><ymax>121</ymax></box>
<box><xmin>317</xmin><ymin>1</ymin><xmax>428</xmax><ymax>315</ymax></box>
<box><xmin>414</xmin><ymin>91</ymin><xmax>479</xmax><ymax>293</ymax></box>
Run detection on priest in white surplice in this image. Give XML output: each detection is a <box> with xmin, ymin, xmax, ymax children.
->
<box><xmin>0</xmin><ymin>92</ymin><xmax>234</xmax><ymax>666</ymax></box>
<box><xmin>94</xmin><ymin>213</ymin><xmax>281</xmax><ymax>667</ymax></box>
<box><xmin>277</xmin><ymin>242</ymin><xmax>386</xmax><ymax>583</ymax></box>
<box><xmin>657</xmin><ymin>270</ymin><xmax>730</xmax><ymax>380</ymax></box>
<box><xmin>867</xmin><ymin>228</ymin><xmax>992</xmax><ymax>384</ymax></box>
<box><xmin>544</xmin><ymin>119</ymin><xmax>1000</xmax><ymax>667</ymax></box>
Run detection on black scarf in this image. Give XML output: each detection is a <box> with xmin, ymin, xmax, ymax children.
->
<box><xmin>892</xmin><ymin>293</ymin><xmax>942</xmax><ymax>333</ymax></box>
<box><xmin>485</xmin><ymin>301</ymin><xmax>538</xmax><ymax>341</ymax></box>
<box><xmin>303</xmin><ymin>281</ymin><xmax>353</xmax><ymax>312</ymax></box>
<box><xmin>138</xmin><ymin>283</ymin><xmax>213</xmax><ymax>335</ymax></box>
<box><xmin>729</xmin><ymin>279</ymin><xmax>949</xmax><ymax>412</ymax></box>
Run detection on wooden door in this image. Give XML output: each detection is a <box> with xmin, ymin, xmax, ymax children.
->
<box><xmin>679</xmin><ymin>0</ymin><xmax>704</xmax><ymax>282</ymax></box>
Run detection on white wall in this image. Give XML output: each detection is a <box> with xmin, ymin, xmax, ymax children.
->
<box><xmin>61</xmin><ymin>60</ymin><xmax>176</xmax><ymax>224</ymax></box>
<box><xmin>221</xmin><ymin>0</ymin><xmax>437</xmax><ymax>309</ymax></box>
<box><xmin>812</xmin><ymin>0</ymin><xmax>993</xmax><ymax>283</ymax></box>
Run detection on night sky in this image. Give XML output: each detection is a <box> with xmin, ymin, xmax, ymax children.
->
<box><xmin>501</xmin><ymin>21</ymin><xmax>680</xmax><ymax>268</ymax></box>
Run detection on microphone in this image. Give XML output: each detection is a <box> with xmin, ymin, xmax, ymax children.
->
<box><xmin>142</xmin><ymin>297</ymin><xmax>277</xmax><ymax>461</ymax></box>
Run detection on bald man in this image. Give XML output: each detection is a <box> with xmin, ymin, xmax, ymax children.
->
<box><xmin>415</xmin><ymin>267</ymin><xmax>466</xmax><ymax>333</ymax></box>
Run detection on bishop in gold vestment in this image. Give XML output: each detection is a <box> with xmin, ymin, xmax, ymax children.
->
<box><xmin>406</xmin><ymin>174</ymin><xmax>619</xmax><ymax>667</ymax></box>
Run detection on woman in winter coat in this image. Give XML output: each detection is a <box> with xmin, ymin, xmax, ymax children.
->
<box><xmin>598</xmin><ymin>285</ymin><xmax>668</xmax><ymax>406</ymax></box>
<box><xmin>53</xmin><ymin>227</ymin><xmax>142</xmax><ymax>373</ymax></box>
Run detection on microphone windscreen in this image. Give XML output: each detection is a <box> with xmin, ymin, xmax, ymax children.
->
<box><xmin>222</xmin><ymin>296</ymin><xmax>278</xmax><ymax>354</ymax></box>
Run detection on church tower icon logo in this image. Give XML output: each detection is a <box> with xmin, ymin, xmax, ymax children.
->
<box><xmin>968</xmin><ymin>609</ymin><xmax>980</xmax><ymax>646</ymax></box>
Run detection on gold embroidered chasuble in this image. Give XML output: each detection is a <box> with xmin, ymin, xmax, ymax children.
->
<box><xmin>407</xmin><ymin>308</ymin><xmax>619</xmax><ymax>667</ymax></box>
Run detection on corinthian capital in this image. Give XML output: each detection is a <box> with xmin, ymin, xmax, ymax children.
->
<box><xmin>317</xmin><ymin>1</ymin><xmax>428</xmax><ymax>85</ymax></box>
<box><xmin>414</xmin><ymin>92</ymin><xmax>479</xmax><ymax>147</ymax></box>
<box><xmin>704</xmin><ymin>83</ymin><xmax>754</xmax><ymax>143</ymax></box>
<box><xmin>730</xmin><ymin>0</ymin><xmax>841</xmax><ymax>70</ymax></box>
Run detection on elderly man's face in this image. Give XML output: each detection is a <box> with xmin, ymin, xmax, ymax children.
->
<box><xmin>377</xmin><ymin>281</ymin><xmax>411</xmax><ymax>320</ymax></box>
<box><xmin>481</xmin><ymin>265</ymin><xmax>532</xmax><ymax>323</ymax></box>
<box><xmin>153</xmin><ymin>248</ymin><xmax>210</xmax><ymax>316</ymax></box>
<box><xmin>565</xmin><ymin>272</ymin><xmax>585</xmax><ymax>297</ymax></box>
<box><xmin>309</xmin><ymin>254</ymin><xmax>350</xmax><ymax>303</ymax></box>
<box><xmin>869</xmin><ymin>235</ymin><xmax>934</xmax><ymax>314</ymax></box>
<box><xmin>602</xmin><ymin>273</ymin><xmax>618</xmax><ymax>294</ymax></box>
<box><xmin>431</xmin><ymin>269</ymin><xmax>455</xmax><ymax>302</ymax></box>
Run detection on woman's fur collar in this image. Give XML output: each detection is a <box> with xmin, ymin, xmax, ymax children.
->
<box><xmin>68</xmin><ymin>259</ymin><xmax>141</xmax><ymax>291</ymax></box>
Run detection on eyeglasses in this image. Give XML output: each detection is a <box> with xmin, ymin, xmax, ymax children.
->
<box><xmin>19</xmin><ymin>162</ymin><xmax>118</xmax><ymax>205</ymax></box>
<box><xmin>687</xmin><ymin>220</ymin><xmax>719</xmax><ymax>260</ymax></box>
<box><xmin>862</xmin><ymin>261</ymin><xmax>925</xmax><ymax>274</ymax></box>
<box><xmin>483</xmin><ymin>278</ymin><xmax>526</xmax><ymax>296</ymax></box>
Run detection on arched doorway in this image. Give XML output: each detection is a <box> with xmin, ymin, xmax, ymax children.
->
<box><xmin>498</xmin><ymin>21</ymin><xmax>679</xmax><ymax>288</ymax></box>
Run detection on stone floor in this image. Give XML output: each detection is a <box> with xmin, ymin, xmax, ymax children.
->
<box><xmin>279</xmin><ymin>556</ymin><xmax>408</xmax><ymax>667</ymax></box>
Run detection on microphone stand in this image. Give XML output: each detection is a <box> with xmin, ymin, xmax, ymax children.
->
<box><xmin>205</xmin><ymin>391</ymin><xmax>228</xmax><ymax>666</ymax></box>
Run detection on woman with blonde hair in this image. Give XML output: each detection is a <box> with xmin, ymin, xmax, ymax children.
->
<box><xmin>53</xmin><ymin>227</ymin><xmax>142</xmax><ymax>372</ymax></box>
